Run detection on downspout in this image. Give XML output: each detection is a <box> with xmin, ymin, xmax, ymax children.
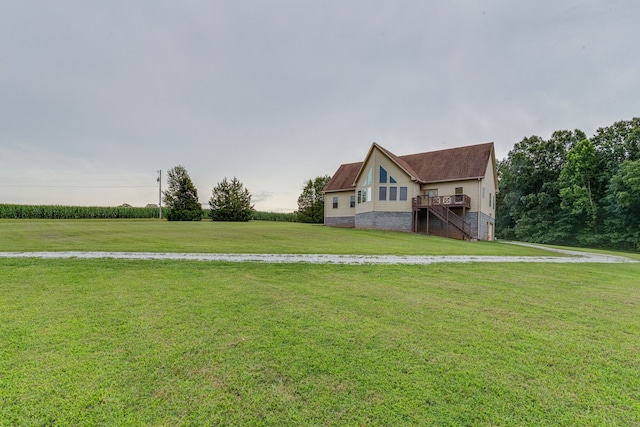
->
<box><xmin>477</xmin><ymin>178</ymin><xmax>482</xmax><ymax>240</ymax></box>
<box><xmin>323</xmin><ymin>191</ymin><xmax>327</xmax><ymax>225</ymax></box>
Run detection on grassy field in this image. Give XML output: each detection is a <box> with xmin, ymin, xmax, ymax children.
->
<box><xmin>1</xmin><ymin>219</ymin><xmax>562</xmax><ymax>256</ymax></box>
<box><xmin>1</xmin><ymin>220</ymin><xmax>639</xmax><ymax>425</ymax></box>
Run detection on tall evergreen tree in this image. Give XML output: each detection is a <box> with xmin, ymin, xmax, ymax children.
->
<box><xmin>163</xmin><ymin>165</ymin><xmax>203</xmax><ymax>221</ymax></box>
<box><xmin>209</xmin><ymin>177</ymin><xmax>254</xmax><ymax>221</ymax></box>
<box><xmin>297</xmin><ymin>175</ymin><xmax>331</xmax><ymax>224</ymax></box>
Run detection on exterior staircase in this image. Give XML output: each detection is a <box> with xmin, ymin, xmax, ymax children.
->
<box><xmin>426</xmin><ymin>204</ymin><xmax>473</xmax><ymax>241</ymax></box>
<box><xmin>413</xmin><ymin>195</ymin><xmax>473</xmax><ymax>240</ymax></box>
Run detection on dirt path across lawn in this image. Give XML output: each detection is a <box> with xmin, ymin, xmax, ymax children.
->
<box><xmin>0</xmin><ymin>243</ymin><xmax>636</xmax><ymax>264</ymax></box>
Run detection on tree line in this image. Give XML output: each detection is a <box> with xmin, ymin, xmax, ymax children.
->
<box><xmin>163</xmin><ymin>165</ymin><xmax>330</xmax><ymax>223</ymax></box>
<box><xmin>496</xmin><ymin>117</ymin><xmax>640</xmax><ymax>251</ymax></box>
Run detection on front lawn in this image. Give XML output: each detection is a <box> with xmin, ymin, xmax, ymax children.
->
<box><xmin>2</xmin><ymin>258</ymin><xmax>639</xmax><ymax>425</ymax></box>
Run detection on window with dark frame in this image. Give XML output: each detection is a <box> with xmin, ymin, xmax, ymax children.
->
<box><xmin>332</xmin><ymin>196</ymin><xmax>338</xmax><ymax>209</ymax></box>
<box><xmin>379</xmin><ymin>166</ymin><xmax>387</xmax><ymax>183</ymax></box>
<box><xmin>399</xmin><ymin>186</ymin><xmax>408</xmax><ymax>201</ymax></box>
<box><xmin>379</xmin><ymin>186</ymin><xmax>387</xmax><ymax>201</ymax></box>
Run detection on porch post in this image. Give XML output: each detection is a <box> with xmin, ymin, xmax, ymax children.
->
<box><xmin>426</xmin><ymin>207</ymin><xmax>429</xmax><ymax>235</ymax></box>
<box><xmin>412</xmin><ymin>209</ymin><xmax>416</xmax><ymax>233</ymax></box>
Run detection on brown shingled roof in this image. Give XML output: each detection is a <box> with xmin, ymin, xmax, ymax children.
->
<box><xmin>323</xmin><ymin>161</ymin><xmax>363</xmax><ymax>192</ymax></box>
<box><xmin>373</xmin><ymin>143</ymin><xmax>421</xmax><ymax>181</ymax></box>
<box><xmin>399</xmin><ymin>142</ymin><xmax>494</xmax><ymax>183</ymax></box>
<box><xmin>323</xmin><ymin>142</ymin><xmax>495</xmax><ymax>192</ymax></box>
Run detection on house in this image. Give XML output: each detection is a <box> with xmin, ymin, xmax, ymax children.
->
<box><xmin>322</xmin><ymin>142</ymin><xmax>498</xmax><ymax>240</ymax></box>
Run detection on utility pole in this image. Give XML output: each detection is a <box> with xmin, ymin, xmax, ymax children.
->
<box><xmin>157</xmin><ymin>170</ymin><xmax>162</xmax><ymax>219</ymax></box>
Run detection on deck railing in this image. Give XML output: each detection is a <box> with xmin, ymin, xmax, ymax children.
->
<box><xmin>412</xmin><ymin>194</ymin><xmax>471</xmax><ymax>209</ymax></box>
<box><xmin>412</xmin><ymin>195</ymin><xmax>472</xmax><ymax>240</ymax></box>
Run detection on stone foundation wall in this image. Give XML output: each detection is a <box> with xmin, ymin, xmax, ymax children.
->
<box><xmin>463</xmin><ymin>212</ymin><xmax>495</xmax><ymax>240</ymax></box>
<box><xmin>324</xmin><ymin>216</ymin><xmax>355</xmax><ymax>228</ymax></box>
<box><xmin>327</xmin><ymin>210</ymin><xmax>494</xmax><ymax>239</ymax></box>
<box><xmin>355</xmin><ymin>211</ymin><xmax>412</xmax><ymax>232</ymax></box>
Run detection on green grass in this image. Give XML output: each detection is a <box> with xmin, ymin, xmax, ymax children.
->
<box><xmin>540</xmin><ymin>243</ymin><xmax>640</xmax><ymax>261</ymax></box>
<box><xmin>1</xmin><ymin>259</ymin><xmax>638</xmax><ymax>426</ymax></box>
<box><xmin>0</xmin><ymin>219</ymin><xmax>556</xmax><ymax>256</ymax></box>
<box><xmin>1</xmin><ymin>220</ymin><xmax>638</xmax><ymax>425</ymax></box>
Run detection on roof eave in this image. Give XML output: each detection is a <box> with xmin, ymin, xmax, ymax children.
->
<box><xmin>323</xmin><ymin>187</ymin><xmax>355</xmax><ymax>194</ymax></box>
<box><xmin>420</xmin><ymin>176</ymin><xmax>486</xmax><ymax>185</ymax></box>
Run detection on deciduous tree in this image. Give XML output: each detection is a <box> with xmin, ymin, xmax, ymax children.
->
<box><xmin>603</xmin><ymin>159</ymin><xmax>640</xmax><ymax>250</ymax></box>
<box><xmin>297</xmin><ymin>175</ymin><xmax>331</xmax><ymax>224</ymax></box>
<box><xmin>496</xmin><ymin>131</ymin><xmax>581</xmax><ymax>242</ymax></box>
<box><xmin>496</xmin><ymin>117</ymin><xmax>640</xmax><ymax>250</ymax></box>
<box><xmin>559</xmin><ymin>139</ymin><xmax>600</xmax><ymax>243</ymax></box>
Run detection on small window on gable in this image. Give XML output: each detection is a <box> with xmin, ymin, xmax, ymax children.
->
<box><xmin>390</xmin><ymin>176</ymin><xmax>397</xmax><ymax>184</ymax></box>
<box><xmin>332</xmin><ymin>196</ymin><xmax>338</xmax><ymax>209</ymax></box>
<box><xmin>379</xmin><ymin>166</ymin><xmax>387</xmax><ymax>183</ymax></box>
<box><xmin>455</xmin><ymin>187</ymin><xmax>463</xmax><ymax>195</ymax></box>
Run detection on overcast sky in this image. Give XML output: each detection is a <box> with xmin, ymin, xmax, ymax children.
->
<box><xmin>1</xmin><ymin>1</ymin><xmax>638</xmax><ymax>212</ymax></box>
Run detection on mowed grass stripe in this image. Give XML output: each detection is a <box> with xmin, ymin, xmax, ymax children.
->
<box><xmin>1</xmin><ymin>258</ymin><xmax>639</xmax><ymax>426</ymax></box>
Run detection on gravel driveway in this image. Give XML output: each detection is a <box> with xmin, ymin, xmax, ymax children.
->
<box><xmin>0</xmin><ymin>243</ymin><xmax>636</xmax><ymax>264</ymax></box>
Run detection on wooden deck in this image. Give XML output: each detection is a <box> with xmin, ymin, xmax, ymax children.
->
<box><xmin>412</xmin><ymin>194</ymin><xmax>471</xmax><ymax>209</ymax></box>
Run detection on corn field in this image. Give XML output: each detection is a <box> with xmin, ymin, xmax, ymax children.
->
<box><xmin>252</xmin><ymin>211</ymin><xmax>298</xmax><ymax>222</ymax></box>
<box><xmin>0</xmin><ymin>204</ymin><xmax>298</xmax><ymax>221</ymax></box>
<box><xmin>0</xmin><ymin>204</ymin><xmax>164</xmax><ymax>219</ymax></box>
